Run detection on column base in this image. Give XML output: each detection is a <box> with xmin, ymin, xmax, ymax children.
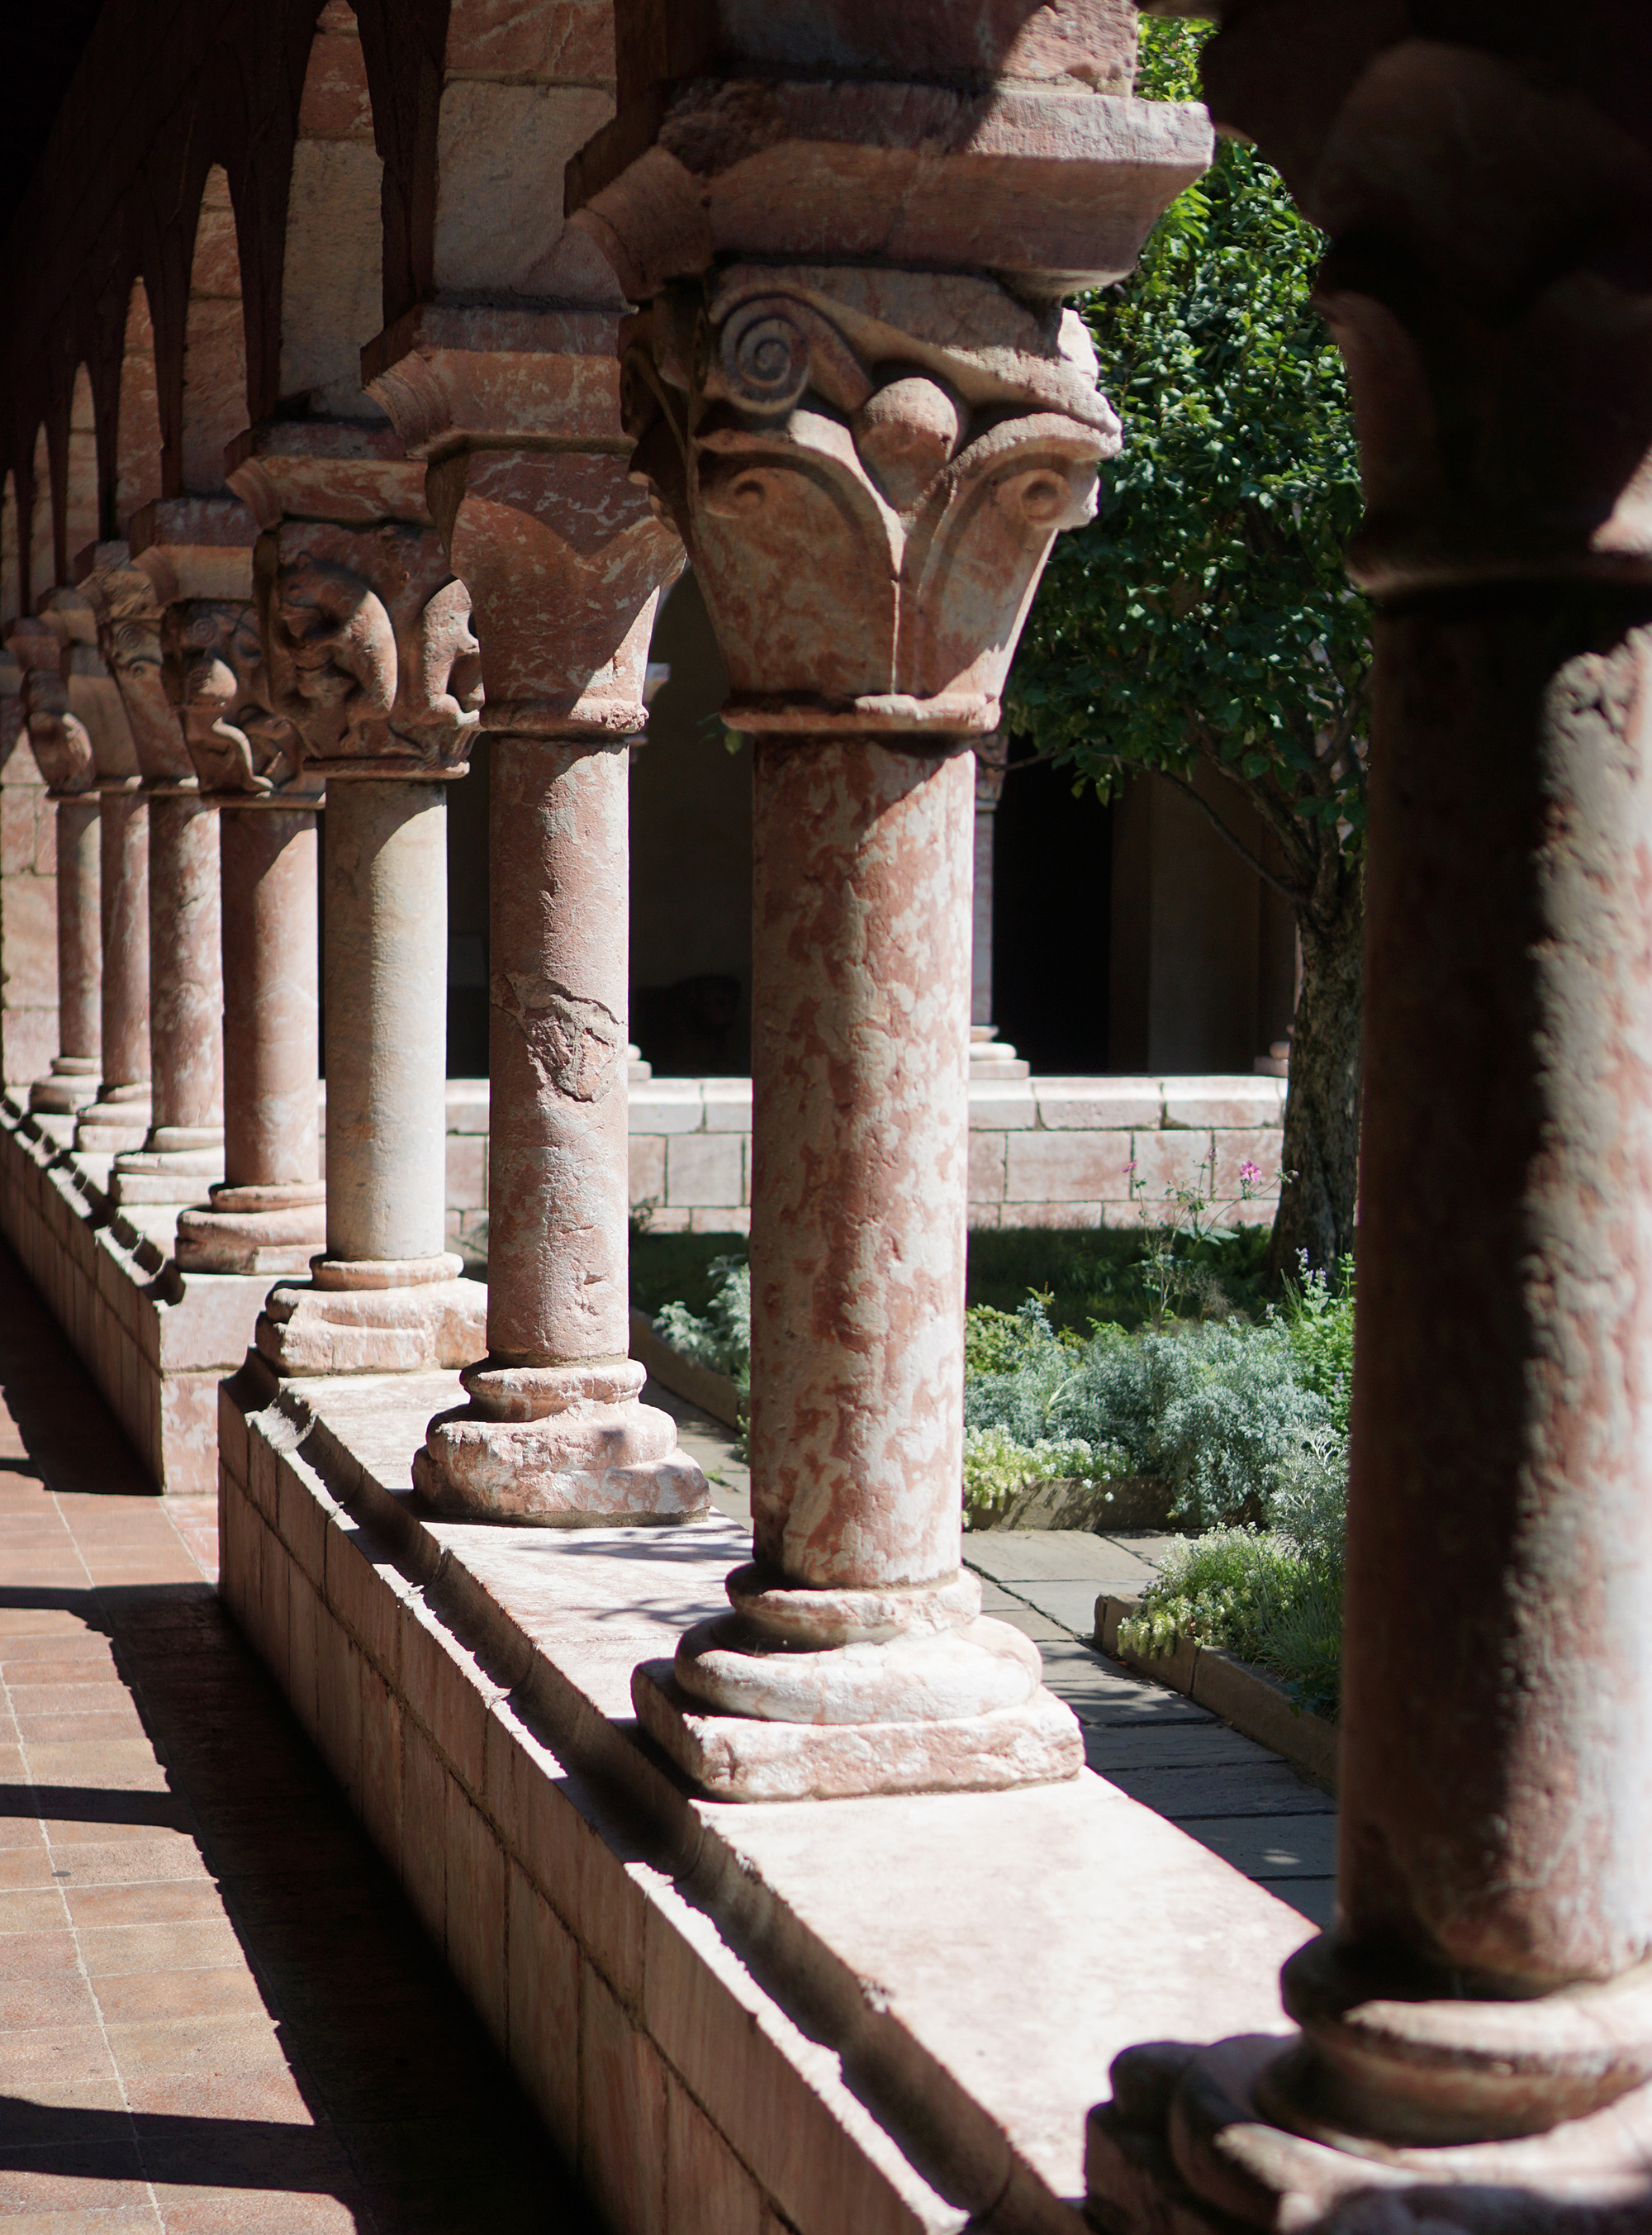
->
<box><xmin>174</xmin><ymin>1183</ymin><xmax>326</xmax><ymax>1275</ymax></box>
<box><xmin>30</xmin><ymin>1058</ymin><xmax>100</xmax><ymax>1115</ymax></box>
<box><xmin>1089</xmin><ymin>2027</ymin><xmax>1652</xmax><ymax>2235</ymax></box>
<box><xmin>74</xmin><ymin>1083</ymin><xmax>152</xmax><ymax>1155</ymax></box>
<box><xmin>109</xmin><ymin>1125</ymin><xmax>224</xmax><ymax>1208</ymax></box>
<box><xmin>414</xmin><ymin>1357</ymin><xmax>710</xmax><ymax>1524</ymax></box>
<box><xmin>633</xmin><ymin>1562</ymin><xmax>1084</xmax><ymax>1800</ymax></box>
<box><xmin>968</xmin><ymin>1026</ymin><xmax>1030</xmax><ymax>1082</ymax></box>
<box><xmin>255</xmin><ymin>1252</ymin><xmax>487</xmax><ymax>1374</ymax></box>
<box><xmin>634</xmin><ymin>1662</ymin><xmax>1082</xmax><ymax>1803</ymax></box>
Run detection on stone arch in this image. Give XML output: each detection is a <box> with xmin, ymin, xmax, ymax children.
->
<box><xmin>115</xmin><ymin>280</ymin><xmax>164</xmax><ymax>534</ymax></box>
<box><xmin>28</xmin><ymin>426</ymin><xmax>53</xmax><ymax>603</ymax></box>
<box><xmin>1</xmin><ymin>475</ymin><xmax>18</xmax><ymax>628</ymax></box>
<box><xmin>65</xmin><ymin>366</ymin><xmax>97</xmax><ymax>572</ymax></box>
<box><xmin>280</xmin><ymin>1</ymin><xmax>386</xmax><ymax>419</ymax></box>
<box><xmin>181</xmin><ymin>164</ymin><xmax>249</xmax><ymax>496</ymax></box>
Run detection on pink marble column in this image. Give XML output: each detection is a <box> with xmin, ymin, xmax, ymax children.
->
<box><xmin>415</xmin><ymin>736</ymin><xmax>704</xmax><ymax>1521</ymax></box>
<box><xmin>176</xmin><ymin>807</ymin><xmax>321</xmax><ymax>1273</ymax></box>
<box><xmin>225</xmin><ymin>422</ymin><xmax>485</xmax><ymax>1374</ymax></box>
<box><xmin>12</xmin><ymin>625</ymin><xmax>102</xmax><ymax>1115</ymax></box>
<box><xmin>131</xmin><ymin>498</ymin><xmax>327</xmax><ymax>1270</ymax></box>
<box><xmin>365</xmin><ymin>305</ymin><xmax>706</xmax><ymax>1518</ymax></box>
<box><xmin>74</xmin><ymin>789</ymin><xmax>151</xmax><ymax>1155</ymax></box>
<box><xmin>78</xmin><ymin>543</ymin><xmax>226</xmax><ymax>1210</ymax></box>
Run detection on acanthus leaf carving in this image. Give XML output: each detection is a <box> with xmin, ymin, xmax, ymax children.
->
<box><xmin>80</xmin><ymin>551</ymin><xmax>197</xmax><ymax>789</ymax></box>
<box><xmin>621</xmin><ymin>265</ymin><xmax>1118</xmax><ymax>732</ymax></box>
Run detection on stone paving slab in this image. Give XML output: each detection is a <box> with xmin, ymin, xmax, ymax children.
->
<box><xmin>0</xmin><ymin>1244</ymin><xmax>601</xmax><ymax>2233</ymax></box>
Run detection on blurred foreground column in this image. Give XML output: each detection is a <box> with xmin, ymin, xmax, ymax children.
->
<box><xmin>570</xmin><ymin>1</ymin><xmax>1208</xmax><ymax>1798</ymax></box>
<box><xmin>368</xmin><ymin>308</ymin><xmax>708</xmax><ymax>1521</ymax></box>
<box><xmin>1087</xmin><ymin>13</ymin><xmax>1652</xmax><ymax>2229</ymax></box>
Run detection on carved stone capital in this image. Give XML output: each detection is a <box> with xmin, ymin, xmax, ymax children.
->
<box><xmin>365</xmin><ymin>304</ymin><xmax>685</xmax><ymax>735</ymax></box>
<box><xmin>75</xmin><ymin>542</ymin><xmax>196</xmax><ymax>791</ymax></box>
<box><xmin>130</xmin><ymin>497</ymin><xmax>313</xmax><ymax>804</ymax></box>
<box><xmin>228</xmin><ymin>422</ymin><xmax>482</xmax><ymax>779</ymax></box>
<box><xmin>623</xmin><ymin>266</ymin><xmax>1119</xmax><ymax>734</ymax></box>
<box><xmin>1199</xmin><ymin>13</ymin><xmax>1652</xmax><ymax>594</ymax></box>
<box><xmin>9</xmin><ymin>621</ymin><xmax>94</xmax><ymax>797</ymax></box>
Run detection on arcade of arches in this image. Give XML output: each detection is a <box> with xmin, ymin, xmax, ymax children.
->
<box><xmin>0</xmin><ymin>5</ymin><xmax>1648</xmax><ymax>2230</ymax></box>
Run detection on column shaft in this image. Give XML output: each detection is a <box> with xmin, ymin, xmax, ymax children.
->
<box><xmin>97</xmin><ymin>793</ymin><xmax>150</xmax><ymax>1091</ymax></box>
<box><xmin>1341</xmin><ymin>592</ymin><xmax>1652</xmax><ymax>1990</ymax></box>
<box><xmin>54</xmin><ymin>799</ymin><xmax>101</xmax><ymax>1067</ymax></box>
<box><xmin>222</xmin><ymin>810</ymin><xmax>318</xmax><ymax>1189</ymax></box>
<box><xmin>145</xmin><ymin>799</ymin><xmax>222</xmax><ymax>1134</ymax></box>
<box><xmin>749</xmin><ymin>739</ymin><xmax>971</xmax><ymax>1591</ymax></box>
<box><xmin>485</xmin><ymin>737</ymin><xmax>628</xmax><ymax>1366</ymax></box>
<box><xmin>322</xmin><ymin>779</ymin><xmax>448</xmax><ymax>1266</ymax></box>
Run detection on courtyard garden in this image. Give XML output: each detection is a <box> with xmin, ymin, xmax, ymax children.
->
<box><xmin>634</xmin><ymin>1212</ymin><xmax>1354</xmax><ymax>1720</ymax></box>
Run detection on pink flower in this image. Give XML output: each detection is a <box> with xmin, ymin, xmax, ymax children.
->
<box><xmin>1239</xmin><ymin>1159</ymin><xmax>1262</xmax><ymax>1195</ymax></box>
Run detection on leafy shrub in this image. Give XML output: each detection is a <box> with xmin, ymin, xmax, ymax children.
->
<box><xmin>962</xmin><ymin>1426</ymin><xmax>1127</xmax><ymax>1518</ymax></box>
<box><xmin>653</xmin><ymin>1254</ymin><xmax>751</xmax><ymax>1396</ymax></box>
<box><xmin>964</xmin><ymin>1297</ymin><xmax>1332</xmax><ymax>1529</ymax></box>
<box><xmin>1118</xmin><ymin>1429</ymin><xmax>1348</xmax><ymax>1714</ymax></box>
<box><xmin>1276</xmin><ymin>1255</ymin><xmax>1355</xmax><ymax>1433</ymax></box>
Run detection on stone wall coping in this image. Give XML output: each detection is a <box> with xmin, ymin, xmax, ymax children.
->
<box><xmin>238</xmin><ymin>1360</ymin><xmax>1313</xmax><ymax>2222</ymax></box>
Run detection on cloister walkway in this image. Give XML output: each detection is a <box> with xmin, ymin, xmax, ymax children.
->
<box><xmin>0</xmin><ymin>1244</ymin><xmax>599</xmax><ymax>2233</ymax></box>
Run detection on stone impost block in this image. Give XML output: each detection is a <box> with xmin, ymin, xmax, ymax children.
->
<box><xmin>1004</xmin><ymin>1129</ymin><xmax>1137</xmax><ymax>1205</ymax></box>
<box><xmin>1035</xmin><ymin>1077</ymin><xmax>1162</xmax><ymax>1130</ymax></box>
<box><xmin>665</xmin><ymin>1132</ymin><xmax>743</xmax><ymax>1210</ymax></box>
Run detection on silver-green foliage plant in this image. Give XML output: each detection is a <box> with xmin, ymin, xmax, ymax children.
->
<box><xmin>963</xmin><ymin>1296</ymin><xmax>1332</xmax><ymax>1531</ymax></box>
<box><xmin>653</xmin><ymin>1255</ymin><xmax>751</xmax><ymax>1396</ymax></box>
<box><xmin>1118</xmin><ymin>1428</ymin><xmax>1347</xmax><ymax>1714</ymax></box>
<box><xmin>962</xmin><ymin>1426</ymin><xmax>1127</xmax><ymax>1518</ymax></box>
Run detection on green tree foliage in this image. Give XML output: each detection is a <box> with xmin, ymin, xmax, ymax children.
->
<box><xmin>1009</xmin><ymin>18</ymin><xmax>1370</xmax><ymax>1276</ymax></box>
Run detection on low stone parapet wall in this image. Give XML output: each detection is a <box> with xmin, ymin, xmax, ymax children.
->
<box><xmin>219</xmin><ymin>1354</ymin><xmax>1310</xmax><ymax>2235</ymax></box>
<box><xmin>453</xmin><ymin>1073</ymin><xmax>1289</xmax><ymax>1248</ymax></box>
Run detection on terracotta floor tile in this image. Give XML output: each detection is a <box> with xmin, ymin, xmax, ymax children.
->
<box><xmin>62</xmin><ymin>1883</ymin><xmax>224</xmax><ymax>1931</ymax></box>
<box><xmin>0</xmin><ymin>2074</ymin><xmax>130</xmax><ymax>2138</ymax></box>
<box><xmin>0</xmin><ymin>2210</ymin><xmax>162</xmax><ymax>2233</ymax></box>
<box><xmin>0</xmin><ymin>1816</ymin><xmax>56</xmax><ymax>1852</ymax></box>
<box><xmin>100</xmin><ymin>2012</ymin><xmax>289</xmax><ymax>2077</ymax></box>
<box><xmin>0</xmin><ymin>2019</ymin><xmax>119</xmax><ymax>2085</ymax></box>
<box><xmin>121</xmin><ymin>2067</ymin><xmax>316</xmax><ymax>2124</ymax></box>
<box><xmin>76</xmin><ymin>1920</ymin><xmax>244</xmax><ymax>1979</ymax></box>
<box><xmin>8</xmin><ymin>1683</ymin><xmax>145</xmax><ymax>1714</ymax></box>
<box><xmin>0</xmin><ymin>1928</ymin><xmax>78</xmax><ymax>1979</ymax></box>
<box><xmin>93</xmin><ymin>1966</ymin><xmax>269</xmax><ymax>2027</ymax></box>
<box><xmin>26</xmin><ymin>1739</ymin><xmax>169</xmax><ymax>1781</ymax></box>
<box><xmin>155</xmin><ymin>2194</ymin><xmax>361</xmax><ymax>2235</ymax></box>
<box><xmin>0</xmin><ymin>1970</ymin><xmax>102</xmax><ymax>2028</ymax></box>
<box><xmin>0</xmin><ymin>2147</ymin><xmax>151</xmax><ymax>2218</ymax></box>
<box><xmin>0</xmin><ymin>1844</ymin><xmax>60</xmax><ymax>1889</ymax></box>
<box><xmin>0</xmin><ymin>1886</ymin><xmax>69</xmax><ymax>1932</ymax></box>
<box><xmin>19</xmin><ymin>1710</ymin><xmax>152</xmax><ymax>1746</ymax></box>
<box><xmin>37</xmin><ymin>1838</ymin><xmax>211</xmax><ymax>1887</ymax></box>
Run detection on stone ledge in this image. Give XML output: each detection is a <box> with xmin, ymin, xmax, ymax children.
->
<box><xmin>1094</xmin><ymin>1593</ymin><xmax>1338</xmax><ymax>1791</ymax></box>
<box><xmin>0</xmin><ymin>1093</ymin><xmax>272</xmax><ymax>1494</ymax></box>
<box><xmin>221</xmin><ymin>1358</ymin><xmax>1313</xmax><ymax>2235</ymax></box>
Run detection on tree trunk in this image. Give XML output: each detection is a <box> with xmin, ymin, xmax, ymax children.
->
<box><xmin>1266</xmin><ymin>860</ymin><xmax>1363</xmax><ymax>1281</ymax></box>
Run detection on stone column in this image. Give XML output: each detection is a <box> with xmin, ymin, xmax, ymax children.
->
<box><xmin>1085</xmin><ymin>17</ymin><xmax>1652</xmax><ymax>2229</ymax></box>
<box><xmin>0</xmin><ymin>646</ymin><xmax>60</xmax><ymax>1091</ymax></box>
<box><xmin>75</xmin><ymin>786</ymin><xmax>151</xmax><ymax>1156</ymax></box>
<box><xmin>223</xmin><ymin>425</ymin><xmax>485</xmax><ymax>1372</ymax></box>
<box><xmin>365</xmin><ymin>306</ymin><xmax>706</xmax><ymax>1521</ymax></box>
<box><xmin>78</xmin><ymin>544</ymin><xmax>225</xmax><ymax>1206</ymax></box>
<box><xmin>969</xmin><ymin>733</ymin><xmax>1026</xmax><ymax>1082</ymax></box>
<box><xmin>570</xmin><ymin>7</ymin><xmax>1206</xmax><ymax>1796</ymax></box>
<box><xmin>132</xmin><ymin>500</ymin><xmax>327</xmax><ymax>1272</ymax></box>
<box><xmin>12</xmin><ymin>621</ymin><xmax>100</xmax><ymax>1116</ymax></box>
